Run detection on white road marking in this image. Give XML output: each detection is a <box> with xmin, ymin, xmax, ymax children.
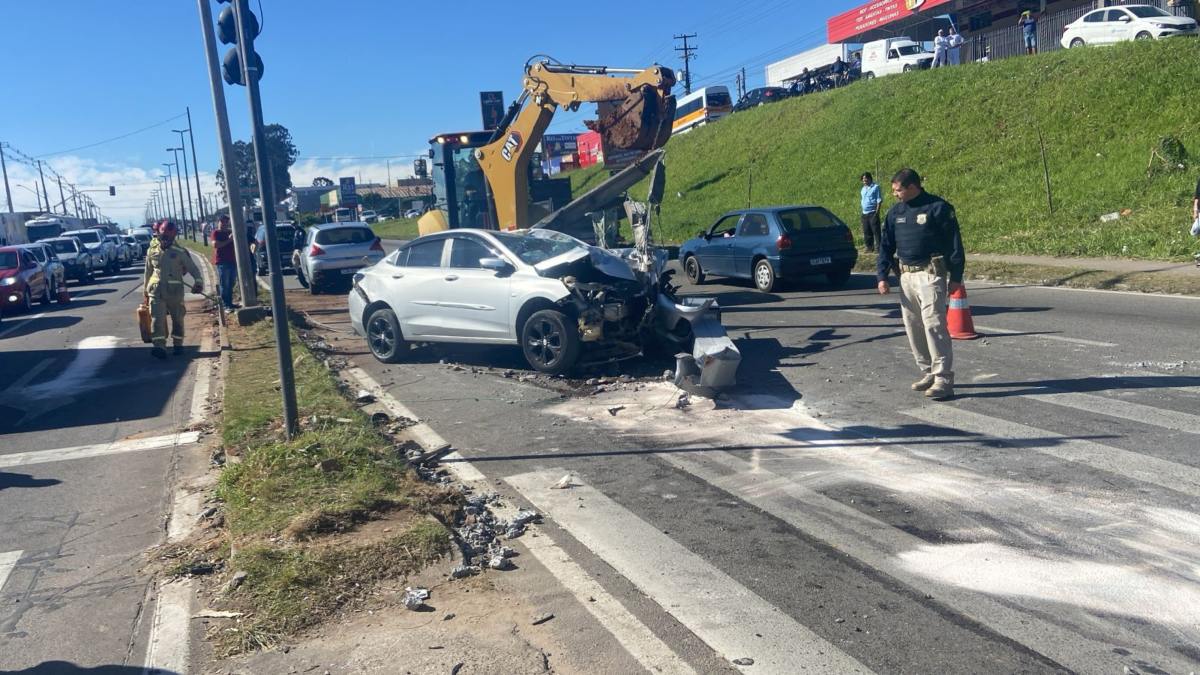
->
<box><xmin>0</xmin><ymin>312</ymin><xmax>46</xmax><ymax>339</ymax></box>
<box><xmin>0</xmin><ymin>550</ymin><xmax>21</xmax><ymax>595</ymax></box>
<box><xmin>902</xmin><ymin>406</ymin><xmax>1200</xmax><ymax>496</ymax></box>
<box><xmin>142</xmin><ymin>578</ymin><xmax>192</xmax><ymax>675</ymax></box>
<box><xmin>1025</xmin><ymin>282</ymin><xmax>1200</xmax><ymax>301</ymax></box>
<box><xmin>658</xmin><ymin>448</ymin><xmax>1197</xmax><ymax>675</ymax></box>
<box><xmin>0</xmin><ymin>432</ymin><xmax>200</xmax><ymax>470</ymax></box>
<box><xmin>1</xmin><ymin>358</ymin><xmax>54</xmax><ymax>395</ymax></box>
<box><xmin>506</xmin><ymin>468</ymin><xmax>873</xmax><ymax>674</ymax></box>
<box><xmin>1026</xmin><ymin>391</ymin><xmax>1200</xmax><ymax>435</ymax></box>
<box><xmin>840</xmin><ymin>308</ymin><xmax>891</xmax><ymax>318</ymax></box>
<box><xmin>974</xmin><ymin>324</ymin><xmax>1117</xmax><ymax>348</ymax></box>
<box><xmin>344</xmin><ymin>367</ymin><xmax>487</xmax><ymax>482</ymax></box>
<box><xmin>346</xmin><ymin>366</ymin><xmax>692</xmax><ymax>672</ymax></box>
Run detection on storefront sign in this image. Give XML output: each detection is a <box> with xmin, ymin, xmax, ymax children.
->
<box><xmin>827</xmin><ymin>0</ymin><xmax>953</xmax><ymax>43</ymax></box>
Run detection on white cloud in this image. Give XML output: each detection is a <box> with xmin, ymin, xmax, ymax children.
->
<box><xmin>289</xmin><ymin>156</ymin><xmax>419</xmax><ymax>189</ymax></box>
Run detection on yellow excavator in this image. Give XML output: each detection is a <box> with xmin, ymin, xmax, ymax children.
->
<box><xmin>419</xmin><ymin>56</ymin><xmax>677</xmax><ymax>236</ymax></box>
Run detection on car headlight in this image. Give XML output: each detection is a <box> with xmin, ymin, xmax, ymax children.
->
<box><xmin>0</xmin><ymin>277</ymin><xmax>17</xmax><ymax>286</ymax></box>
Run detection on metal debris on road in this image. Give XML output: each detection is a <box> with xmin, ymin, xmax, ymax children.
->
<box><xmin>607</xmin><ymin>406</ymin><xmax>625</xmax><ymax>416</ymax></box>
<box><xmin>403</xmin><ymin>586</ymin><xmax>430</xmax><ymax>610</ymax></box>
<box><xmin>732</xmin><ymin>657</ymin><xmax>755</xmax><ymax>666</ymax></box>
<box><xmin>354</xmin><ymin>389</ymin><xmax>375</xmax><ymax>404</ymax></box>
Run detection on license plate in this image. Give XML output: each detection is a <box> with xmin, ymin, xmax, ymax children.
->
<box><xmin>340</xmin><ymin>268</ymin><xmax>359</xmax><ymax>275</ymax></box>
<box><xmin>810</xmin><ymin>256</ymin><xmax>832</xmax><ymax>266</ymax></box>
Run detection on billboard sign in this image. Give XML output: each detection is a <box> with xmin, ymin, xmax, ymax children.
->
<box><xmin>339</xmin><ymin>176</ymin><xmax>358</xmax><ymax>206</ymax></box>
<box><xmin>480</xmin><ymin>91</ymin><xmax>505</xmax><ymax>131</ymax></box>
<box><xmin>827</xmin><ymin>0</ymin><xmax>952</xmax><ymax>43</ymax></box>
<box><xmin>541</xmin><ymin>134</ymin><xmax>579</xmax><ymax>158</ymax></box>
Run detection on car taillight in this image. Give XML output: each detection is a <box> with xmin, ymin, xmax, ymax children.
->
<box><xmin>309</xmin><ymin>243</ymin><xmax>325</xmax><ymax>257</ymax></box>
<box><xmin>370</xmin><ymin>237</ymin><xmax>383</xmax><ymax>252</ymax></box>
<box><xmin>776</xmin><ymin>234</ymin><xmax>792</xmax><ymax>251</ymax></box>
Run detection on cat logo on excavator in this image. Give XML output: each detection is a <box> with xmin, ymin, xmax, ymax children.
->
<box><xmin>501</xmin><ymin>131</ymin><xmax>523</xmax><ymax>162</ymax></box>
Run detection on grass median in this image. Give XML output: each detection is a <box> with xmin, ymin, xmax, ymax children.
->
<box><xmin>370</xmin><ymin>217</ymin><xmax>420</xmax><ymax>240</ymax></box>
<box><xmin>209</xmin><ymin>318</ymin><xmax>452</xmax><ymax>653</ymax></box>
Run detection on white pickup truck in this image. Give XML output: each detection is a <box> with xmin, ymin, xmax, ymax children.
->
<box><xmin>861</xmin><ymin>37</ymin><xmax>935</xmax><ymax>79</ymax></box>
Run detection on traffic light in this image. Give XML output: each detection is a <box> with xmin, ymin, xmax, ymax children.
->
<box><xmin>217</xmin><ymin>0</ymin><xmax>263</xmax><ymax>86</ymax></box>
<box><xmin>108</xmin><ymin>186</ymin><xmax>116</xmax><ymax>196</ymax></box>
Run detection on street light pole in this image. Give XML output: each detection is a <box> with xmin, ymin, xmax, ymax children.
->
<box><xmin>232</xmin><ymin>0</ymin><xmax>299</xmax><ymax>437</ymax></box>
<box><xmin>169</xmin><ymin>148</ymin><xmax>190</xmax><ymax>237</ymax></box>
<box><xmin>0</xmin><ymin>143</ymin><xmax>13</xmax><ymax>213</ymax></box>
<box><xmin>37</xmin><ymin>161</ymin><xmax>51</xmax><ymax>216</ymax></box>
<box><xmin>162</xmin><ymin>166</ymin><xmax>176</xmax><ymax>223</ymax></box>
<box><xmin>183</xmin><ymin>108</ymin><xmax>209</xmax><ymax>245</ymax></box>
<box><xmin>173</xmin><ymin>132</ymin><xmax>198</xmax><ymax>240</ymax></box>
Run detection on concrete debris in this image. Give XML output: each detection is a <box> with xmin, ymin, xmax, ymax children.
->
<box><xmin>550</xmin><ymin>474</ymin><xmax>575</xmax><ymax>490</ymax></box>
<box><xmin>450</xmin><ymin>564</ymin><xmax>481</xmax><ymax>579</ymax></box>
<box><xmin>354</xmin><ymin>390</ymin><xmax>375</xmax><ymax>404</ymax></box>
<box><xmin>732</xmin><ymin>657</ymin><xmax>755</xmax><ymax>666</ymax></box>
<box><xmin>485</xmin><ymin>554</ymin><xmax>514</xmax><ymax>571</ymax></box>
<box><xmin>531</xmin><ymin>613</ymin><xmax>555</xmax><ymax>626</ymax></box>
<box><xmin>193</xmin><ymin>609</ymin><xmax>243</xmax><ymax>619</ymax></box>
<box><xmin>505</xmin><ymin>523</ymin><xmax>527</xmax><ymax>539</ymax></box>
<box><xmin>223</xmin><ymin>570</ymin><xmax>248</xmax><ymax>594</ymax></box>
<box><xmin>198</xmin><ymin>506</ymin><xmax>218</xmax><ymax>520</ymax></box>
<box><xmin>403</xmin><ymin>586</ymin><xmax>430</xmax><ymax>611</ymax></box>
<box><xmin>512</xmin><ymin>509</ymin><xmax>541</xmax><ymax>527</ymax></box>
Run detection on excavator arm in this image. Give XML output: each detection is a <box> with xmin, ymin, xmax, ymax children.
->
<box><xmin>474</xmin><ymin>59</ymin><xmax>676</xmax><ymax>230</ymax></box>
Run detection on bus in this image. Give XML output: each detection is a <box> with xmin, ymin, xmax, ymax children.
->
<box><xmin>671</xmin><ymin>86</ymin><xmax>733</xmax><ymax>135</ymax></box>
<box><xmin>24</xmin><ymin>215</ymin><xmax>84</xmax><ymax>242</ymax></box>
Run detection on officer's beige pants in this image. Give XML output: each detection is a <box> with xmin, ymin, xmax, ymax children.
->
<box><xmin>148</xmin><ymin>280</ymin><xmax>186</xmax><ymax>347</ymax></box>
<box><xmin>899</xmin><ymin>270</ymin><xmax>953</xmax><ymax>382</ymax></box>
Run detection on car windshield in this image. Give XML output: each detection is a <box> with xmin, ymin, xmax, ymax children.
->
<box><xmin>1128</xmin><ymin>6</ymin><xmax>1169</xmax><ymax>17</ymax></box>
<box><xmin>896</xmin><ymin>44</ymin><xmax>923</xmax><ymax>56</ymax></box>
<box><xmin>48</xmin><ymin>240</ymin><xmax>78</xmax><ymax>254</ymax></box>
<box><xmin>493</xmin><ymin>231</ymin><xmax>584</xmax><ymax>265</ymax></box>
<box><xmin>777</xmin><ymin>208</ymin><xmax>843</xmax><ymax>232</ymax></box>
<box><xmin>71</xmin><ymin>231</ymin><xmax>101</xmax><ymax>243</ymax></box>
<box><xmin>707</xmin><ymin>91</ymin><xmax>732</xmax><ymax>107</ymax></box>
<box><xmin>315</xmin><ymin>227</ymin><xmax>374</xmax><ymax>245</ymax></box>
<box><xmin>0</xmin><ymin>252</ymin><xmax>18</xmax><ymax>269</ymax></box>
<box><xmin>25</xmin><ymin>247</ymin><xmax>47</xmax><ymax>262</ymax></box>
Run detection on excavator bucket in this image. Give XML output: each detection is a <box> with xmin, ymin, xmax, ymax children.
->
<box><xmin>590</xmin><ymin>85</ymin><xmax>677</xmax><ymax>153</ymax></box>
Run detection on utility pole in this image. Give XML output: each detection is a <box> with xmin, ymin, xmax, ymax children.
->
<box><xmin>37</xmin><ymin>161</ymin><xmax>51</xmax><ymax>215</ymax></box>
<box><xmin>197</xmin><ymin>0</ymin><xmax>256</xmax><ymax>306</ymax></box>
<box><xmin>173</xmin><ymin>133</ymin><xmax>197</xmax><ymax>240</ymax></box>
<box><xmin>184</xmin><ymin>107</ymin><xmax>209</xmax><ymax>245</ymax></box>
<box><xmin>232</xmin><ymin>0</ymin><xmax>299</xmax><ymax>437</ymax></box>
<box><xmin>55</xmin><ymin>175</ymin><xmax>68</xmax><ymax>215</ymax></box>
<box><xmin>162</xmin><ymin>166</ymin><xmax>177</xmax><ymax>223</ymax></box>
<box><xmin>0</xmin><ymin>143</ymin><xmax>13</xmax><ymax>213</ymax></box>
<box><xmin>674</xmin><ymin>33</ymin><xmax>697</xmax><ymax>95</ymax></box>
<box><xmin>170</xmin><ymin>147</ymin><xmax>189</xmax><ymax>237</ymax></box>
<box><xmin>736</xmin><ymin>67</ymin><xmax>747</xmax><ymax>99</ymax></box>
<box><xmin>72</xmin><ymin>187</ymin><xmax>81</xmax><ymax>218</ymax></box>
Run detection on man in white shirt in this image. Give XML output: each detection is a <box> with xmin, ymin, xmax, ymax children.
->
<box><xmin>933</xmin><ymin>29</ymin><xmax>949</xmax><ymax>68</ymax></box>
<box><xmin>948</xmin><ymin>27</ymin><xmax>965</xmax><ymax>65</ymax></box>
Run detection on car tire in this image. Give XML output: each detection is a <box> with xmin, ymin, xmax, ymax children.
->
<box><xmin>1135</xmin><ymin>31</ymin><xmax>1153</xmax><ymax>41</ymax></box>
<box><xmin>863</xmin><ymin>72</ymin><xmax>875</xmax><ymax>80</ymax></box>
<box><xmin>826</xmin><ymin>267</ymin><xmax>853</xmax><ymax>288</ymax></box>
<box><xmin>753</xmin><ymin>259</ymin><xmax>777</xmax><ymax>293</ymax></box>
<box><xmin>684</xmin><ymin>255</ymin><xmax>705</xmax><ymax>285</ymax></box>
<box><xmin>521</xmin><ymin>309</ymin><xmax>581</xmax><ymax>376</ymax></box>
<box><xmin>308</xmin><ymin>279</ymin><xmax>321</xmax><ymax>295</ymax></box>
<box><xmin>20</xmin><ymin>288</ymin><xmax>33</xmax><ymax>313</ymax></box>
<box><xmin>296</xmin><ymin>267</ymin><xmax>310</xmax><ymax>289</ymax></box>
<box><xmin>903</xmin><ymin>64</ymin><xmax>914</xmax><ymax>73</ymax></box>
<box><xmin>1070</xmin><ymin>38</ymin><xmax>1085</xmax><ymax>48</ymax></box>
<box><xmin>365</xmin><ymin>307</ymin><xmax>405</xmax><ymax>364</ymax></box>
<box><xmin>108</xmin><ymin>259</ymin><xmax>118</xmax><ymax>274</ymax></box>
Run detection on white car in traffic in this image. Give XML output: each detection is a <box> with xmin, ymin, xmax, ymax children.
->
<box><xmin>1062</xmin><ymin>5</ymin><xmax>1198</xmax><ymax>48</ymax></box>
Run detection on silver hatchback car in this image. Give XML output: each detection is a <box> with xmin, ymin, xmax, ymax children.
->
<box><xmin>295</xmin><ymin>222</ymin><xmax>385</xmax><ymax>294</ymax></box>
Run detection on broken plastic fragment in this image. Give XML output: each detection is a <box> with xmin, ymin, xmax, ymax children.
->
<box><xmin>403</xmin><ymin>587</ymin><xmax>430</xmax><ymax>610</ymax></box>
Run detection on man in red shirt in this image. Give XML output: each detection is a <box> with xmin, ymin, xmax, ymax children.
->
<box><xmin>212</xmin><ymin>214</ymin><xmax>237</xmax><ymax>311</ymax></box>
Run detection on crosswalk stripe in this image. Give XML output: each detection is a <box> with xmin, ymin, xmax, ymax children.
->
<box><xmin>657</xmin><ymin>448</ymin><xmax>1195</xmax><ymax>675</ymax></box>
<box><xmin>0</xmin><ymin>550</ymin><xmax>21</xmax><ymax>595</ymax></box>
<box><xmin>902</xmin><ymin>406</ymin><xmax>1200</xmax><ymax>496</ymax></box>
<box><xmin>506</xmin><ymin>468</ymin><xmax>873</xmax><ymax>675</ymax></box>
<box><xmin>1025</xmin><ymin>391</ymin><xmax>1200</xmax><ymax>435</ymax></box>
<box><xmin>0</xmin><ymin>432</ymin><xmax>200</xmax><ymax>470</ymax></box>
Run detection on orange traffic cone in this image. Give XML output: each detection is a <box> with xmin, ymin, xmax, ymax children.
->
<box><xmin>947</xmin><ymin>284</ymin><xmax>979</xmax><ymax>340</ymax></box>
<box><xmin>57</xmin><ymin>282</ymin><xmax>71</xmax><ymax>304</ymax></box>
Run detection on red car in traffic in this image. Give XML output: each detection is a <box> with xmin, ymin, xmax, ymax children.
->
<box><xmin>0</xmin><ymin>246</ymin><xmax>52</xmax><ymax>315</ymax></box>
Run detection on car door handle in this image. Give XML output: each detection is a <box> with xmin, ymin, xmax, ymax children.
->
<box><xmin>391</xmin><ymin>273</ymin><xmax>404</xmax><ymax>279</ymax></box>
<box><xmin>444</xmin><ymin>274</ymin><xmax>459</xmax><ymax>282</ymax></box>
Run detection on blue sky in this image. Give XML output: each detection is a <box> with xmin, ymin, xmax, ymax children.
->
<box><xmin>0</xmin><ymin>0</ymin><xmax>861</xmax><ymax>225</ymax></box>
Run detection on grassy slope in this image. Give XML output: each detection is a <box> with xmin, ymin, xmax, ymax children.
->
<box><xmin>370</xmin><ymin>217</ymin><xmax>420</xmax><ymax>240</ymax></box>
<box><xmin>637</xmin><ymin>39</ymin><xmax>1199</xmax><ymax>259</ymax></box>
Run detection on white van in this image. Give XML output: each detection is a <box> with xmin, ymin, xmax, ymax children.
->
<box><xmin>861</xmin><ymin>37</ymin><xmax>934</xmax><ymax>79</ymax></box>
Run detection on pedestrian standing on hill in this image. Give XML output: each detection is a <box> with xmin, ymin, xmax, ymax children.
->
<box><xmin>1192</xmin><ymin>174</ymin><xmax>1200</xmax><ymax>266</ymax></box>
<box><xmin>212</xmin><ymin>214</ymin><xmax>237</xmax><ymax>312</ymax></box>
<box><xmin>933</xmin><ymin>29</ymin><xmax>950</xmax><ymax>67</ymax></box>
<box><xmin>1020</xmin><ymin>10</ymin><xmax>1040</xmax><ymax>55</ymax></box>
<box><xmin>860</xmin><ymin>172</ymin><xmax>883</xmax><ymax>252</ymax></box>
<box><xmin>948</xmin><ymin>27</ymin><xmax>965</xmax><ymax>65</ymax></box>
<box><xmin>877</xmin><ymin>169</ymin><xmax>965</xmax><ymax>401</ymax></box>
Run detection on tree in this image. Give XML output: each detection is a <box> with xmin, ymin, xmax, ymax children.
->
<box><xmin>312</xmin><ymin>176</ymin><xmax>334</xmax><ymax>187</ymax></box>
<box><xmin>216</xmin><ymin>123</ymin><xmax>298</xmax><ymax>208</ymax></box>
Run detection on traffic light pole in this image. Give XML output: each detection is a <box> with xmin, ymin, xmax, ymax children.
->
<box><xmin>232</xmin><ymin>0</ymin><xmax>298</xmax><ymax>437</ymax></box>
<box><xmin>196</xmin><ymin>0</ymin><xmax>257</xmax><ymax>307</ymax></box>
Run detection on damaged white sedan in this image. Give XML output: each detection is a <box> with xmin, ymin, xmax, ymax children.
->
<box><xmin>348</xmin><ymin>228</ymin><xmax>737</xmax><ymax>388</ymax></box>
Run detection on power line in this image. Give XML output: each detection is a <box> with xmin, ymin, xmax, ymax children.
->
<box><xmin>674</xmin><ymin>34</ymin><xmax>698</xmax><ymax>95</ymax></box>
<box><xmin>34</xmin><ymin>113</ymin><xmax>187</xmax><ymax>157</ymax></box>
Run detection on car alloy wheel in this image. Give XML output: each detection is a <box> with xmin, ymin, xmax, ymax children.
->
<box><xmin>366</xmin><ymin>308</ymin><xmax>405</xmax><ymax>363</ymax></box>
<box><xmin>753</xmin><ymin>259</ymin><xmax>776</xmax><ymax>293</ymax></box>
<box><xmin>1135</xmin><ymin>31</ymin><xmax>1152</xmax><ymax>41</ymax></box>
<box><xmin>522</xmin><ymin>309</ymin><xmax>581</xmax><ymax>375</ymax></box>
<box><xmin>684</xmin><ymin>255</ymin><xmax>705</xmax><ymax>284</ymax></box>
<box><xmin>1070</xmin><ymin>38</ymin><xmax>1085</xmax><ymax>48</ymax></box>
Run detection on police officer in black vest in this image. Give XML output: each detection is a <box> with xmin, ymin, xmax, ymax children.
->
<box><xmin>876</xmin><ymin>168</ymin><xmax>965</xmax><ymax>401</ymax></box>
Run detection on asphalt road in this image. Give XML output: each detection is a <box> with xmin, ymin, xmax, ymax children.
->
<box><xmin>300</xmin><ymin>268</ymin><xmax>1200</xmax><ymax>673</ymax></box>
<box><xmin>0</xmin><ymin>260</ymin><xmax>206</xmax><ymax>672</ymax></box>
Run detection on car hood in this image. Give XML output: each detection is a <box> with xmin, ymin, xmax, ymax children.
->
<box><xmin>533</xmin><ymin>246</ymin><xmax>638</xmax><ymax>281</ymax></box>
<box><xmin>57</xmin><ymin>252</ymin><xmax>80</xmax><ymax>261</ymax></box>
<box><xmin>1153</xmin><ymin>16</ymin><xmax>1196</xmax><ymax>26</ymax></box>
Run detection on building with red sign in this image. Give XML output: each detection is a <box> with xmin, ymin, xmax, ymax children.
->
<box><xmin>828</xmin><ymin>0</ymin><xmax>1193</xmax><ymax>62</ymax></box>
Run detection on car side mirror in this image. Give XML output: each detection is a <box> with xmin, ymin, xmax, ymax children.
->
<box><xmin>480</xmin><ymin>257</ymin><xmax>513</xmax><ymax>274</ymax></box>
<box><xmin>699</xmin><ymin>231</ymin><xmax>709</xmax><ymax>240</ymax></box>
